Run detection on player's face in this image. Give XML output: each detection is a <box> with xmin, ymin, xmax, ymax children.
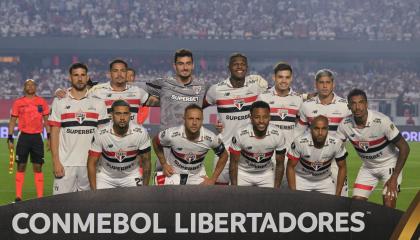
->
<box><xmin>112</xmin><ymin>106</ymin><xmax>131</xmax><ymax>128</ymax></box>
<box><xmin>311</xmin><ymin>119</ymin><xmax>328</xmax><ymax>145</ymax></box>
<box><xmin>229</xmin><ymin>57</ymin><xmax>247</xmax><ymax>80</ymax></box>
<box><xmin>110</xmin><ymin>63</ymin><xmax>127</xmax><ymax>85</ymax></box>
<box><xmin>69</xmin><ymin>68</ymin><xmax>88</xmax><ymax>91</ymax></box>
<box><xmin>127</xmin><ymin>70</ymin><xmax>135</xmax><ymax>83</ymax></box>
<box><xmin>184</xmin><ymin>108</ymin><xmax>203</xmax><ymax>135</ymax></box>
<box><xmin>316</xmin><ymin>76</ymin><xmax>334</xmax><ymax>98</ymax></box>
<box><xmin>251</xmin><ymin>107</ymin><xmax>270</xmax><ymax>133</ymax></box>
<box><xmin>174</xmin><ymin>56</ymin><xmax>194</xmax><ymax>80</ymax></box>
<box><xmin>348</xmin><ymin>95</ymin><xmax>368</xmax><ymax>118</ymax></box>
<box><xmin>273</xmin><ymin>70</ymin><xmax>292</xmax><ymax>91</ymax></box>
<box><xmin>24</xmin><ymin>81</ymin><xmax>36</xmax><ymax>95</ymax></box>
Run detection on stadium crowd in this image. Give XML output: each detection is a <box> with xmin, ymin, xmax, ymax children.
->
<box><xmin>1</xmin><ymin>0</ymin><xmax>420</xmax><ymax>41</ymax></box>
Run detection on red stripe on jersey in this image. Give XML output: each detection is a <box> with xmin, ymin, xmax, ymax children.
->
<box><xmin>88</xmin><ymin>150</ymin><xmax>101</xmax><ymax>157</ymax></box>
<box><xmin>350</xmin><ymin>136</ymin><xmax>387</xmax><ymax>147</ymax></box>
<box><xmin>287</xmin><ymin>153</ymin><xmax>299</xmax><ymax>161</ymax></box>
<box><xmin>216</xmin><ymin>95</ymin><xmax>258</xmax><ymax>106</ymax></box>
<box><xmin>48</xmin><ymin>120</ymin><xmax>61</xmax><ymax>127</ymax></box>
<box><xmin>103</xmin><ymin>149</ymin><xmax>138</xmax><ymax>157</ymax></box>
<box><xmin>270</xmin><ymin>108</ymin><xmax>298</xmax><ymax>115</ymax></box>
<box><xmin>105</xmin><ymin>99</ymin><xmax>141</xmax><ymax>106</ymax></box>
<box><xmin>229</xmin><ymin>147</ymin><xmax>240</xmax><ymax>155</ymax></box>
<box><xmin>354</xmin><ymin>183</ymin><xmax>374</xmax><ymax>191</ymax></box>
<box><xmin>61</xmin><ymin>112</ymin><xmax>99</xmax><ymax>120</ymax></box>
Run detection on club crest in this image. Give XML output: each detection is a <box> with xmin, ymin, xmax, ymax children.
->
<box><xmin>359</xmin><ymin>141</ymin><xmax>369</xmax><ymax>151</ymax></box>
<box><xmin>192</xmin><ymin>86</ymin><xmax>202</xmax><ymax>94</ymax></box>
<box><xmin>256</xmin><ymin>153</ymin><xmax>265</xmax><ymax>162</ymax></box>
<box><xmin>234</xmin><ymin>99</ymin><xmax>245</xmax><ymax>110</ymax></box>
<box><xmin>116</xmin><ymin>149</ymin><xmax>127</xmax><ymax>162</ymax></box>
<box><xmin>76</xmin><ymin>112</ymin><xmax>86</xmax><ymax>124</ymax></box>
<box><xmin>185</xmin><ymin>152</ymin><xmax>196</xmax><ymax>163</ymax></box>
<box><xmin>278</xmin><ymin>109</ymin><xmax>288</xmax><ymax>120</ymax></box>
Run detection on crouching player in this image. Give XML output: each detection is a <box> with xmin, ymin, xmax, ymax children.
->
<box><xmin>153</xmin><ymin>104</ymin><xmax>228</xmax><ymax>185</ymax></box>
<box><xmin>286</xmin><ymin>115</ymin><xmax>347</xmax><ymax>195</ymax></box>
<box><xmin>229</xmin><ymin>101</ymin><xmax>287</xmax><ymax>188</ymax></box>
<box><xmin>87</xmin><ymin>100</ymin><xmax>151</xmax><ymax>189</ymax></box>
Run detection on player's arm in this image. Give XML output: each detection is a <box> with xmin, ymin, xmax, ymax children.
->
<box><xmin>203</xmin><ymin>142</ymin><xmax>228</xmax><ymax>185</ymax></box>
<box><xmin>274</xmin><ymin>150</ymin><xmax>286</xmax><ymax>188</ymax></box>
<box><xmin>145</xmin><ymin>95</ymin><xmax>160</xmax><ymax>107</ymax></box>
<box><xmin>43</xmin><ymin>115</ymin><xmax>51</xmax><ymax>151</ymax></box>
<box><xmin>138</xmin><ymin>148</ymin><xmax>151</xmax><ymax>186</ymax></box>
<box><xmin>87</xmin><ymin>153</ymin><xmax>100</xmax><ymax>190</ymax></box>
<box><xmin>335</xmin><ymin>158</ymin><xmax>347</xmax><ymax>196</ymax></box>
<box><xmin>294</xmin><ymin>109</ymin><xmax>308</xmax><ymax>138</ymax></box>
<box><xmin>286</xmin><ymin>142</ymin><xmax>300</xmax><ymax>190</ymax></box>
<box><xmin>7</xmin><ymin>116</ymin><xmax>17</xmax><ymax>149</ymax></box>
<box><xmin>50</xmin><ymin>125</ymin><xmax>64</xmax><ymax>177</ymax></box>
<box><xmin>229</xmin><ymin>152</ymin><xmax>240</xmax><ymax>186</ymax></box>
<box><xmin>152</xmin><ymin>133</ymin><xmax>174</xmax><ymax>177</ymax></box>
<box><xmin>384</xmin><ymin>134</ymin><xmax>410</xmax><ymax>200</ymax></box>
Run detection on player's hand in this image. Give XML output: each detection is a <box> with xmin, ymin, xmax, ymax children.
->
<box><xmin>384</xmin><ymin>176</ymin><xmax>398</xmax><ymax>200</ymax></box>
<box><xmin>200</xmin><ymin>176</ymin><xmax>216</xmax><ymax>185</ymax></box>
<box><xmin>215</xmin><ymin>120</ymin><xmax>224</xmax><ymax>134</ymax></box>
<box><xmin>162</xmin><ymin>163</ymin><xmax>174</xmax><ymax>177</ymax></box>
<box><xmin>55</xmin><ymin>88</ymin><xmax>67</xmax><ymax>99</ymax></box>
<box><xmin>53</xmin><ymin>161</ymin><xmax>65</xmax><ymax>178</ymax></box>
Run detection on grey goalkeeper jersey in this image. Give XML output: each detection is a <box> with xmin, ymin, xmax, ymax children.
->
<box><xmin>146</xmin><ymin>77</ymin><xmax>208</xmax><ymax>131</ymax></box>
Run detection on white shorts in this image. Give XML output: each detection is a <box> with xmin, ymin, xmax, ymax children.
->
<box><xmin>213</xmin><ymin>152</ymin><xmax>230</xmax><ymax>184</ymax></box>
<box><xmin>353</xmin><ymin>166</ymin><xmax>402</xmax><ymax>198</ymax></box>
<box><xmin>295</xmin><ymin>174</ymin><xmax>336</xmax><ymax>195</ymax></box>
<box><xmin>96</xmin><ymin>171</ymin><xmax>143</xmax><ymax>189</ymax></box>
<box><xmin>237</xmin><ymin>168</ymin><xmax>274</xmax><ymax>188</ymax></box>
<box><xmin>330</xmin><ymin>160</ymin><xmax>348</xmax><ymax>197</ymax></box>
<box><xmin>53</xmin><ymin>166</ymin><xmax>90</xmax><ymax>195</ymax></box>
<box><xmin>155</xmin><ymin>168</ymin><xmax>207</xmax><ymax>185</ymax></box>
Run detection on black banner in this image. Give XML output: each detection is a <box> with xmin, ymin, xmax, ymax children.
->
<box><xmin>0</xmin><ymin>186</ymin><xmax>413</xmax><ymax>239</ymax></box>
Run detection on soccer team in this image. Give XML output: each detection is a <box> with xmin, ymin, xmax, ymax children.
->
<box><xmin>7</xmin><ymin>49</ymin><xmax>410</xmax><ymax>209</ymax></box>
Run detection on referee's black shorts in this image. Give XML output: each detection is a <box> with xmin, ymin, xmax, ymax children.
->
<box><xmin>16</xmin><ymin>132</ymin><xmax>44</xmax><ymax>164</ymax></box>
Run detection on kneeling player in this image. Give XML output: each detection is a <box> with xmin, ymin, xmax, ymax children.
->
<box><xmin>337</xmin><ymin>89</ymin><xmax>410</xmax><ymax>208</ymax></box>
<box><xmin>229</xmin><ymin>101</ymin><xmax>286</xmax><ymax>188</ymax></box>
<box><xmin>87</xmin><ymin>100</ymin><xmax>151</xmax><ymax>189</ymax></box>
<box><xmin>153</xmin><ymin>104</ymin><xmax>228</xmax><ymax>185</ymax></box>
<box><xmin>287</xmin><ymin>115</ymin><xmax>347</xmax><ymax>196</ymax></box>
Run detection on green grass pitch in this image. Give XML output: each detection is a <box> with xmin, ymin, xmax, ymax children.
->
<box><xmin>0</xmin><ymin>141</ymin><xmax>418</xmax><ymax>211</ymax></box>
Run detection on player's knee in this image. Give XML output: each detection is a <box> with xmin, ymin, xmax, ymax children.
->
<box><xmin>17</xmin><ymin>163</ymin><xmax>27</xmax><ymax>172</ymax></box>
<box><xmin>32</xmin><ymin>164</ymin><xmax>42</xmax><ymax>173</ymax></box>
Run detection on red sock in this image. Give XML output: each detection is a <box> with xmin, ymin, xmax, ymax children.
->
<box><xmin>15</xmin><ymin>172</ymin><xmax>25</xmax><ymax>199</ymax></box>
<box><xmin>34</xmin><ymin>172</ymin><xmax>44</xmax><ymax>198</ymax></box>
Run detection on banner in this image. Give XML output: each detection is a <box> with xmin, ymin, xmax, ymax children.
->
<box><xmin>0</xmin><ymin>186</ymin><xmax>414</xmax><ymax>240</ymax></box>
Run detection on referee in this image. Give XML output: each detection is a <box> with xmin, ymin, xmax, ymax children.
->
<box><xmin>7</xmin><ymin>79</ymin><xmax>50</xmax><ymax>202</ymax></box>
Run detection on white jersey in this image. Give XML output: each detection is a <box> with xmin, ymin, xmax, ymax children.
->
<box><xmin>205</xmin><ymin>75</ymin><xmax>267</xmax><ymax>147</ymax></box>
<box><xmin>229</xmin><ymin>124</ymin><xmax>286</xmax><ymax>172</ymax></box>
<box><xmin>89</xmin><ymin>82</ymin><xmax>149</xmax><ymax>122</ymax></box>
<box><xmin>158</xmin><ymin>125</ymin><xmax>225</xmax><ymax>174</ymax></box>
<box><xmin>296</xmin><ymin>94</ymin><xmax>351</xmax><ymax>137</ymax></box>
<box><xmin>48</xmin><ymin>93</ymin><xmax>108</xmax><ymax>166</ymax></box>
<box><xmin>258</xmin><ymin>87</ymin><xmax>303</xmax><ymax>142</ymax></box>
<box><xmin>287</xmin><ymin>133</ymin><xmax>347</xmax><ymax>180</ymax></box>
<box><xmin>337</xmin><ymin>110</ymin><xmax>401</xmax><ymax>169</ymax></box>
<box><xmin>89</xmin><ymin>122</ymin><xmax>151</xmax><ymax>178</ymax></box>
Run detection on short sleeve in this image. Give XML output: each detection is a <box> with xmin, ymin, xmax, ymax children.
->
<box><xmin>88</xmin><ymin>129</ymin><xmax>102</xmax><ymax>157</ymax></box>
<box><xmin>204</xmin><ymin>84</ymin><xmax>217</xmax><ymax>106</ymax></box>
<box><xmin>383</xmin><ymin>117</ymin><xmax>400</xmax><ymax>142</ymax></box>
<box><xmin>10</xmin><ymin>100</ymin><xmax>19</xmax><ymax>117</ymax></box>
<box><xmin>138</xmin><ymin>129</ymin><xmax>151</xmax><ymax>154</ymax></box>
<box><xmin>42</xmin><ymin>98</ymin><xmax>50</xmax><ymax>115</ymax></box>
<box><xmin>145</xmin><ymin>79</ymin><xmax>162</xmax><ymax>98</ymax></box>
<box><xmin>157</xmin><ymin>128</ymin><xmax>172</xmax><ymax>147</ymax></box>
<box><xmin>228</xmin><ymin>132</ymin><xmax>241</xmax><ymax>155</ymax></box>
<box><xmin>335</xmin><ymin>140</ymin><xmax>348</xmax><ymax>161</ymax></box>
<box><xmin>286</xmin><ymin>140</ymin><xmax>300</xmax><ymax>162</ymax></box>
<box><xmin>48</xmin><ymin>98</ymin><xmax>61</xmax><ymax>127</ymax></box>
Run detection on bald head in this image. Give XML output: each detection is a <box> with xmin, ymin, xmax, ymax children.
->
<box><xmin>311</xmin><ymin>115</ymin><xmax>329</xmax><ymax>129</ymax></box>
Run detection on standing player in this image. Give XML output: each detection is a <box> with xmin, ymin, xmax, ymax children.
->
<box><xmin>204</xmin><ymin>53</ymin><xmax>268</xmax><ymax>184</ymax></box>
<box><xmin>8</xmin><ymin>79</ymin><xmax>50</xmax><ymax>202</ymax></box>
<box><xmin>258</xmin><ymin>62</ymin><xmax>303</xmax><ymax>185</ymax></box>
<box><xmin>49</xmin><ymin>63</ymin><xmax>108</xmax><ymax>195</ymax></box>
<box><xmin>294</xmin><ymin>69</ymin><xmax>351</xmax><ymax>196</ymax></box>
<box><xmin>152</xmin><ymin>104</ymin><xmax>228</xmax><ymax>185</ymax></box>
<box><xmin>229</xmin><ymin>101</ymin><xmax>286</xmax><ymax>188</ymax></box>
<box><xmin>287</xmin><ymin>116</ymin><xmax>347</xmax><ymax>196</ymax></box>
<box><xmin>126</xmin><ymin>67</ymin><xmax>150</xmax><ymax>125</ymax></box>
<box><xmin>337</xmin><ymin>89</ymin><xmax>410</xmax><ymax>208</ymax></box>
<box><xmin>87</xmin><ymin>100</ymin><xmax>151</xmax><ymax>189</ymax></box>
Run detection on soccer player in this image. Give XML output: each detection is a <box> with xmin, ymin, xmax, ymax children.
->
<box><xmin>287</xmin><ymin>116</ymin><xmax>347</xmax><ymax>196</ymax></box>
<box><xmin>204</xmin><ymin>53</ymin><xmax>268</xmax><ymax>184</ymax></box>
<box><xmin>125</xmin><ymin>67</ymin><xmax>150</xmax><ymax>125</ymax></box>
<box><xmin>294</xmin><ymin>69</ymin><xmax>351</xmax><ymax>196</ymax></box>
<box><xmin>229</xmin><ymin>101</ymin><xmax>286</xmax><ymax>188</ymax></box>
<box><xmin>152</xmin><ymin>104</ymin><xmax>228</xmax><ymax>185</ymax></box>
<box><xmin>337</xmin><ymin>89</ymin><xmax>410</xmax><ymax>208</ymax></box>
<box><xmin>8</xmin><ymin>79</ymin><xmax>50</xmax><ymax>202</ymax></box>
<box><xmin>49</xmin><ymin>63</ymin><xmax>108</xmax><ymax>195</ymax></box>
<box><xmin>87</xmin><ymin>100</ymin><xmax>151</xmax><ymax>189</ymax></box>
<box><xmin>258</xmin><ymin>62</ymin><xmax>303</xmax><ymax>185</ymax></box>
<box><xmin>89</xmin><ymin>59</ymin><xmax>150</xmax><ymax>122</ymax></box>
